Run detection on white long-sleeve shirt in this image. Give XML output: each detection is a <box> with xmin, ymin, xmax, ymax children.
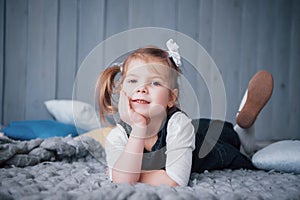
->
<box><xmin>105</xmin><ymin>111</ymin><xmax>195</xmax><ymax>186</ymax></box>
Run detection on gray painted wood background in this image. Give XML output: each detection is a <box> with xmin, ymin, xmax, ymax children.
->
<box><xmin>0</xmin><ymin>0</ymin><xmax>299</xmax><ymax>141</ymax></box>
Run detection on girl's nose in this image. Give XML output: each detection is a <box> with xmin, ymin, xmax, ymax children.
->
<box><xmin>137</xmin><ymin>85</ymin><xmax>148</xmax><ymax>94</ymax></box>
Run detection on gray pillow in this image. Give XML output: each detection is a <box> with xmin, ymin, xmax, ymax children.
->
<box><xmin>252</xmin><ymin>140</ymin><xmax>300</xmax><ymax>173</ymax></box>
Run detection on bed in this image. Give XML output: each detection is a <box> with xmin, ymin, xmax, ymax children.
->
<box><xmin>1</xmin><ymin>100</ymin><xmax>300</xmax><ymax>199</ymax></box>
<box><xmin>1</xmin><ymin>132</ymin><xmax>300</xmax><ymax>200</ymax></box>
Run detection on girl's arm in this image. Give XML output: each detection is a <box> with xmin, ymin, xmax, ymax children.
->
<box><xmin>112</xmin><ymin>126</ymin><xmax>146</xmax><ymax>184</ymax></box>
<box><xmin>112</xmin><ymin>91</ymin><xmax>166</xmax><ymax>184</ymax></box>
<box><xmin>111</xmin><ymin>91</ymin><xmax>148</xmax><ymax>184</ymax></box>
<box><xmin>139</xmin><ymin>170</ymin><xmax>179</xmax><ymax>187</ymax></box>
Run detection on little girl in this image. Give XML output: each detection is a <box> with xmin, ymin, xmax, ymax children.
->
<box><xmin>97</xmin><ymin>39</ymin><xmax>274</xmax><ymax>187</ymax></box>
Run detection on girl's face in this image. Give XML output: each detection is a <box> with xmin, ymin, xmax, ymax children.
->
<box><xmin>122</xmin><ymin>59</ymin><xmax>178</xmax><ymax>117</ymax></box>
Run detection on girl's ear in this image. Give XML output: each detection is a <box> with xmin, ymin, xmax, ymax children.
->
<box><xmin>168</xmin><ymin>88</ymin><xmax>178</xmax><ymax>108</ymax></box>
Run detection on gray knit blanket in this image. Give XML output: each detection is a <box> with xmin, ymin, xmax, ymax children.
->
<box><xmin>1</xmin><ymin>135</ymin><xmax>300</xmax><ymax>200</ymax></box>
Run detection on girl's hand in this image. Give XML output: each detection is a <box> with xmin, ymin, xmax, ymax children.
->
<box><xmin>118</xmin><ymin>90</ymin><xmax>148</xmax><ymax>128</ymax></box>
<box><xmin>118</xmin><ymin>91</ymin><xmax>167</xmax><ymax>138</ymax></box>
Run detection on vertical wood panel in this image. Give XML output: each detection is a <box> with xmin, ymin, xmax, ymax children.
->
<box><xmin>177</xmin><ymin>0</ymin><xmax>210</xmax><ymax>119</ymax></box>
<box><xmin>198</xmin><ymin>0</ymin><xmax>213</xmax><ymax>53</ymax></box>
<box><xmin>76</xmin><ymin>0</ymin><xmax>105</xmax><ymax>104</ymax></box>
<box><xmin>25</xmin><ymin>0</ymin><xmax>58</xmax><ymax>120</ymax></box>
<box><xmin>255</xmin><ymin>0</ymin><xmax>275</xmax><ymax>140</ymax></box>
<box><xmin>239</xmin><ymin>0</ymin><xmax>259</xmax><ymax>100</ymax></box>
<box><xmin>288</xmin><ymin>0</ymin><xmax>300</xmax><ymax>139</ymax></box>
<box><xmin>152</xmin><ymin>0</ymin><xmax>176</xmax><ymax>29</ymax></box>
<box><xmin>177</xmin><ymin>0</ymin><xmax>198</xmax><ymax>40</ymax></box>
<box><xmin>211</xmin><ymin>0</ymin><xmax>242</xmax><ymax>123</ymax></box>
<box><xmin>239</xmin><ymin>0</ymin><xmax>265</xmax><ymax>140</ymax></box>
<box><xmin>272</xmin><ymin>0</ymin><xmax>292</xmax><ymax>139</ymax></box>
<box><xmin>197</xmin><ymin>0</ymin><xmax>214</xmax><ymax>118</ymax></box>
<box><xmin>176</xmin><ymin>0</ymin><xmax>203</xmax><ymax>118</ymax></box>
<box><xmin>77</xmin><ymin>0</ymin><xmax>105</xmax><ymax>69</ymax></box>
<box><xmin>0</xmin><ymin>0</ymin><xmax>4</xmax><ymax>124</ymax></box>
<box><xmin>56</xmin><ymin>0</ymin><xmax>77</xmax><ymax>99</ymax></box>
<box><xmin>105</xmin><ymin>0</ymin><xmax>129</xmax><ymax>38</ymax></box>
<box><xmin>129</xmin><ymin>0</ymin><xmax>153</xmax><ymax>28</ymax></box>
<box><xmin>104</xmin><ymin>0</ymin><xmax>129</xmax><ymax>68</ymax></box>
<box><xmin>4</xmin><ymin>0</ymin><xmax>28</xmax><ymax>125</ymax></box>
<box><xmin>129</xmin><ymin>0</ymin><xmax>176</xmax><ymax>29</ymax></box>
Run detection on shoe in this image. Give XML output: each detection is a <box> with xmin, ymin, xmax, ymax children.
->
<box><xmin>236</xmin><ymin>70</ymin><xmax>274</xmax><ymax>128</ymax></box>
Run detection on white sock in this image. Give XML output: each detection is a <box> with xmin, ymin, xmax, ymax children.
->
<box><xmin>238</xmin><ymin>89</ymin><xmax>248</xmax><ymax>112</ymax></box>
<box><xmin>235</xmin><ymin>89</ymin><xmax>257</xmax><ymax>156</ymax></box>
<box><xmin>234</xmin><ymin>124</ymin><xmax>257</xmax><ymax>156</ymax></box>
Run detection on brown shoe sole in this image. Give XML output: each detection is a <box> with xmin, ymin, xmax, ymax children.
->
<box><xmin>236</xmin><ymin>70</ymin><xmax>274</xmax><ymax>128</ymax></box>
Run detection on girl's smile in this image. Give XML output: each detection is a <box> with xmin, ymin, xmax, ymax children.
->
<box><xmin>131</xmin><ymin>99</ymin><xmax>150</xmax><ymax>104</ymax></box>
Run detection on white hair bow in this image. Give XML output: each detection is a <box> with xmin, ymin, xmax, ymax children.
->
<box><xmin>166</xmin><ymin>39</ymin><xmax>182</xmax><ymax>67</ymax></box>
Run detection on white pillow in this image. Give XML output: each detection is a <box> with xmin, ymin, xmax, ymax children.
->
<box><xmin>252</xmin><ymin>140</ymin><xmax>300</xmax><ymax>173</ymax></box>
<box><xmin>44</xmin><ymin>100</ymin><xmax>99</xmax><ymax>131</ymax></box>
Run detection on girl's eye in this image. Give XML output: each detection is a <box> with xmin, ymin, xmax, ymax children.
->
<box><xmin>152</xmin><ymin>81</ymin><xmax>161</xmax><ymax>86</ymax></box>
<box><xmin>128</xmin><ymin>79</ymin><xmax>137</xmax><ymax>84</ymax></box>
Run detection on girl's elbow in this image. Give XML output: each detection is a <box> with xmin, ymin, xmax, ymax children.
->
<box><xmin>112</xmin><ymin>172</ymin><xmax>139</xmax><ymax>185</ymax></box>
<box><xmin>170</xmin><ymin>181</ymin><xmax>179</xmax><ymax>187</ymax></box>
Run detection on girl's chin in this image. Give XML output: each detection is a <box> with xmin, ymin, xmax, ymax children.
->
<box><xmin>133</xmin><ymin>107</ymin><xmax>166</xmax><ymax>119</ymax></box>
<box><xmin>132</xmin><ymin>108</ymin><xmax>149</xmax><ymax>117</ymax></box>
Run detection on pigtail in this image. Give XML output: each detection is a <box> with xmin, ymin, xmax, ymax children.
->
<box><xmin>96</xmin><ymin>65</ymin><xmax>121</xmax><ymax>125</ymax></box>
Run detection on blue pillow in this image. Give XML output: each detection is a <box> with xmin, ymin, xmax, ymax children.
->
<box><xmin>1</xmin><ymin>120</ymin><xmax>79</xmax><ymax>140</ymax></box>
<box><xmin>252</xmin><ymin>140</ymin><xmax>300</xmax><ymax>173</ymax></box>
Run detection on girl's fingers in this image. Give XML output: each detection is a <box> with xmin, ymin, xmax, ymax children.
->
<box><xmin>119</xmin><ymin>90</ymin><xmax>147</xmax><ymax>127</ymax></box>
<box><xmin>122</xmin><ymin>91</ymin><xmax>132</xmax><ymax>114</ymax></box>
<box><xmin>119</xmin><ymin>90</ymin><xmax>132</xmax><ymax>123</ymax></box>
<box><xmin>118</xmin><ymin>91</ymin><xmax>126</xmax><ymax>117</ymax></box>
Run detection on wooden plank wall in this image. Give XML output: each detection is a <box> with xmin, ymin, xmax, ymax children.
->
<box><xmin>0</xmin><ymin>0</ymin><xmax>299</xmax><ymax>141</ymax></box>
<box><xmin>0</xmin><ymin>0</ymin><xmax>3</xmax><ymax>125</ymax></box>
<box><xmin>4</xmin><ymin>0</ymin><xmax>28</xmax><ymax>123</ymax></box>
